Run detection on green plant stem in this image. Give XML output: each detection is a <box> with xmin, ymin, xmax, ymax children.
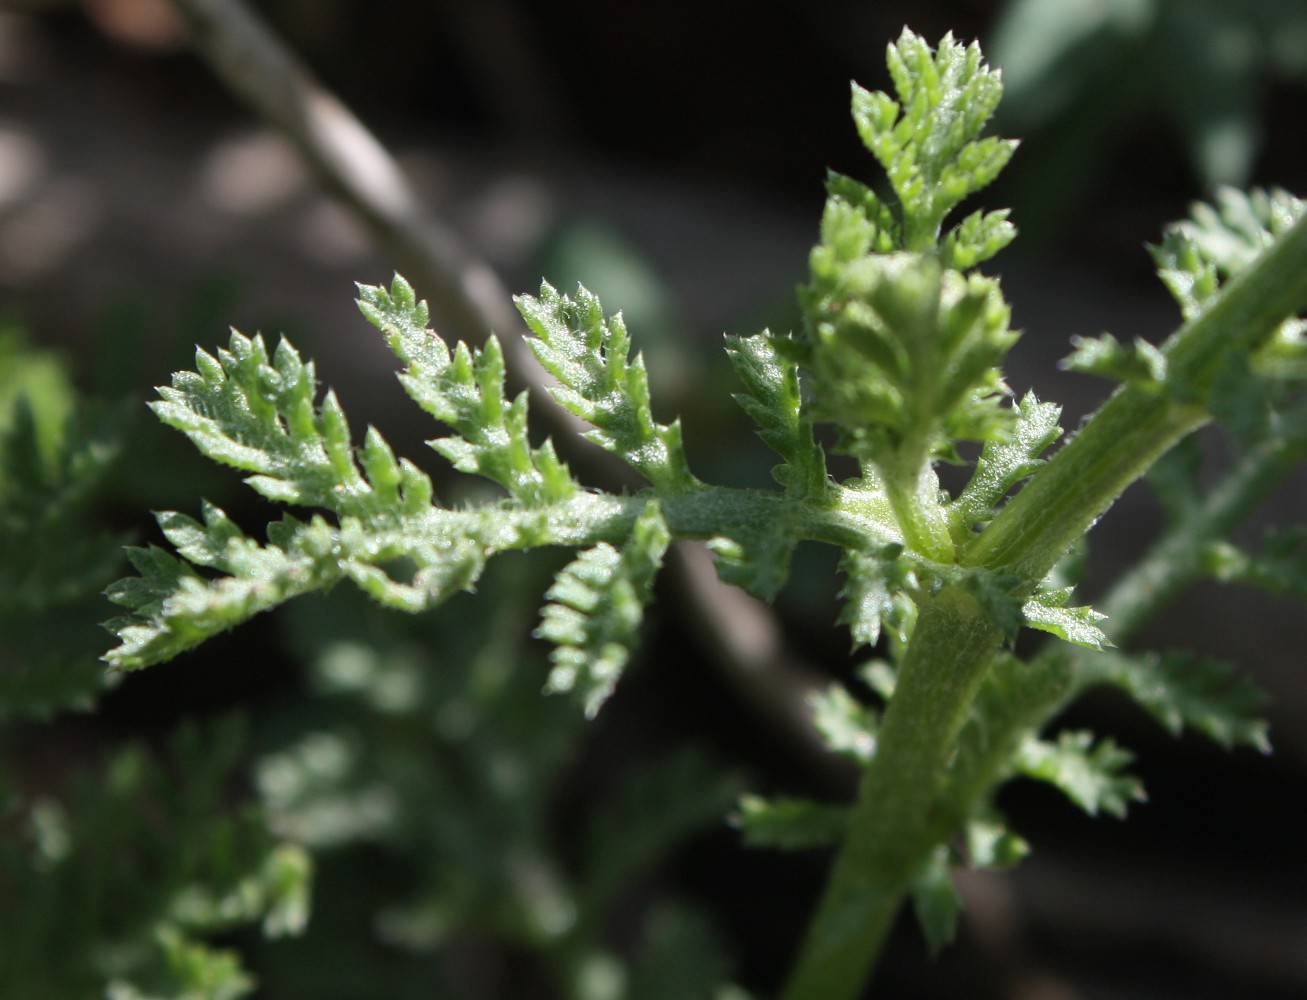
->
<box><xmin>882</xmin><ymin>461</ymin><xmax>954</xmax><ymax>563</ymax></box>
<box><xmin>966</xmin><ymin>209</ymin><xmax>1307</xmax><ymax>585</ymax></box>
<box><xmin>966</xmin><ymin>392</ymin><xmax>1207</xmax><ymax>582</ymax></box>
<box><xmin>781</xmin><ymin>212</ymin><xmax>1307</xmax><ymax>1000</ymax></box>
<box><xmin>881</xmin><ymin>483</ymin><xmax>947</xmax><ymax>559</ymax></box>
<box><xmin>780</xmin><ymin>586</ymin><xmax>1001</xmax><ymax>1000</ymax></box>
<box><xmin>929</xmin><ymin>397</ymin><xmax>1307</xmax><ymax>863</ymax></box>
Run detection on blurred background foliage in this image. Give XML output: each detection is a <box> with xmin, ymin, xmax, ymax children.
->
<box><xmin>2</xmin><ymin>1</ymin><xmax>1306</xmax><ymax>998</ymax></box>
<box><xmin>991</xmin><ymin>0</ymin><xmax>1307</xmax><ymax>230</ymax></box>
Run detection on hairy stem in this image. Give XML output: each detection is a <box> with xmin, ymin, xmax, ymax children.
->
<box><xmin>927</xmin><ymin>400</ymin><xmax>1307</xmax><ymax>868</ymax></box>
<box><xmin>883</xmin><ymin>466</ymin><xmax>954</xmax><ymax>563</ymax></box>
<box><xmin>966</xmin><ymin>209</ymin><xmax>1307</xmax><ymax>584</ymax></box>
<box><xmin>780</xmin><ymin>586</ymin><xmax>1001</xmax><ymax>1000</ymax></box>
<box><xmin>783</xmin><ymin>211</ymin><xmax>1307</xmax><ymax>1000</ymax></box>
<box><xmin>967</xmin><ymin>393</ymin><xmax>1207</xmax><ymax>582</ymax></box>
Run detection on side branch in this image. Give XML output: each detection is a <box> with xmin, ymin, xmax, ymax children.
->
<box><xmin>165</xmin><ymin>0</ymin><xmax>843</xmax><ymax>780</ymax></box>
<box><xmin>966</xmin><ymin>210</ymin><xmax>1307</xmax><ymax>585</ymax></box>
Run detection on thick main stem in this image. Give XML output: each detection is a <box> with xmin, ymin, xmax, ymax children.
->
<box><xmin>780</xmin><ymin>587</ymin><xmax>1001</xmax><ymax>1000</ymax></box>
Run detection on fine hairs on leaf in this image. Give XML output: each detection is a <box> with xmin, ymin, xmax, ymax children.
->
<box><xmin>101</xmin><ymin>27</ymin><xmax>1307</xmax><ymax>1000</ymax></box>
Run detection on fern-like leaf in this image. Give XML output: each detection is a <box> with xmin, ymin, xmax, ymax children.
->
<box><xmin>706</xmin><ymin>516</ymin><xmax>800</xmax><ymax>603</ymax></box>
<box><xmin>151</xmin><ymin>331</ymin><xmax>431</xmax><ymax>519</ymax></box>
<box><xmin>0</xmin><ymin>719</ymin><xmax>310</xmax><ymax>998</ymax></box>
<box><xmin>517</xmin><ymin>282</ymin><xmax>698</xmax><ymax>492</ymax></box>
<box><xmin>837</xmin><ymin>544</ymin><xmax>917</xmax><ymax>650</ymax></box>
<box><xmin>102</xmin><ymin>324</ymin><xmax>523</xmax><ymax>670</ymax></box>
<box><xmin>949</xmin><ymin>392</ymin><xmax>1061</xmax><ymax>536</ymax></box>
<box><xmin>1153</xmin><ymin>187</ymin><xmax>1306</xmax><ymax>320</ymax></box>
<box><xmin>105</xmin><ymin>511</ymin><xmax>340</xmax><ymax>668</ymax></box>
<box><xmin>855</xmin><ymin>29</ymin><xmax>1018</xmax><ymax>251</ymax></box>
<box><xmin>801</xmin><ymin>252</ymin><xmax>1019</xmax><ymax>472</ymax></box>
<box><xmin>939</xmin><ymin>208</ymin><xmax>1017</xmax><ymax>271</ymax></box>
<box><xmin>1061</xmin><ymin>333</ymin><xmax>1168</xmax><ymax>386</ymax></box>
<box><xmin>1152</xmin><ymin>188</ymin><xmax>1307</xmax><ymax>389</ymax></box>
<box><xmin>724</xmin><ymin>331</ymin><xmax>826</xmax><ymax>498</ymax></box>
<box><xmin>358</xmin><ymin>275</ymin><xmax>576</xmax><ymax>505</ymax></box>
<box><xmin>536</xmin><ymin>502</ymin><xmax>670</xmax><ymax>717</ymax></box>
<box><xmin>1</xmin><ymin>345</ymin><xmax>127</xmax><ymax>717</ymax></box>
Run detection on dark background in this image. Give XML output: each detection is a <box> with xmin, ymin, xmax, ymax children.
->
<box><xmin>3</xmin><ymin>1</ymin><xmax>1307</xmax><ymax>997</ymax></box>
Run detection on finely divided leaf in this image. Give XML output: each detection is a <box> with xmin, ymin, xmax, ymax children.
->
<box><xmin>822</xmin><ymin>170</ymin><xmax>900</xmax><ymax>254</ymax></box>
<box><xmin>785</xmin><ymin>31</ymin><xmax>1023</xmax><ymax>526</ymax></box>
<box><xmin>105</xmin><ymin>500</ymin><xmax>493</xmax><ymax>670</ymax></box>
<box><xmin>536</xmin><ymin>502</ymin><xmax>670</xmax><ymax>717</ymax></box>
<box><xmin>724</xmin><ymin>332</ymin><xmax>826</xmax><ymax>497</ymax></box>
<box><xmin>0</xmin><ymin>383</ymin><xmax>125</xmax><ymax>603</ymax></box>
<box><xmin>855</xmin><ymin>29</ymin><xmax>1018</xmax><ymax>251</ymax></box>
<box><xmin>1016</xmin><ymin>730</ymin><xmax>1145</xmax><ymax>818</ymax></box>
<box><xmin>105</xmin><ymin>513</ymin><xmax>499</xmax><ymax>673</ymax></box>
<box><xmin>357</xmin><ymin>276</ymin><xmax>576</xmax><ymax>505</ymax></box>
<box><xmin>107</xmin><ymin>293</ymin><xmax>687</xmax><ymax>674</ymax></box>
<box><xmin>105</xmin><ymin>511</ymin><xmax>342</xmax><ymax>669</ymax></box>
<box><xmin>797</xmin><ymin>35</ymin><xmax>1022</xmax><ymax>509</ymax></box>
<box><xmin>802</xmin><ymin>253</ymin><xmax>1019</xmax><ymax>471</ymax></box>
<box><xmin>1152</xmin><ymin>228</ymin><xmax>1220</xmax><ymax>323</ymax></box>
<box><xmin>355</xmin><ymin>269</ymin><xmax>431</xmax><ymax>342</ymax></box>
<box><xmin>949</xmin><ymin>392</ymin><xmax>1061</xmax><ymax>534</ymax></box>
<box><xmin>3</xmin><ymin>717</ymin><xmax>309</xmax><ymax>998</ymax></box>
<box><xmin>153</xmin><ymin>331</ymin><xmax>433</xmax><ymax>519</ymax></box>
<box><xmin>939</xmin><ymin>208</ymin><xmax>1017</xmax><ymax>270</ymax></box>
<box><xmin>1</xmin><ymin>383</ymin><xmax>126</xmax><ymax>717</ymax></box>
<box><xmin>837</xmin><ymin>545</ymin><xmax>916</xmax><ymax>650</ymax></box>
<box><xmin>706</xmin><ymin>516</ymin><xmax>799</xmax><ymax>603</ymax></box>
<box><xmin>1144</xmin><ymin>189</ymin><xmax>1307</xmax><ymax>439</ymax></box>
<box><xmin>517</xmin><ymin>282</ymin><xmax>697</xmax><ymax>492</ymax></box>
<box><xmin>1152</xmin><ymin>189</ymin><xmax>1307</xmax><ymax>384</ymax></box>
<box><xmin>152</xmin><ymin>334</ymin><xmax>328</xmax><ymax>504</ymax></box>
<box><xmin>1154</xmin><ymin>187</ymin><xmax>1306</xmax><ymax>320</ymax></box>
<box><xmin>108</xmin><ymin>310</ymin><xmax>562</xmax><ymax>668</ymax></box>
